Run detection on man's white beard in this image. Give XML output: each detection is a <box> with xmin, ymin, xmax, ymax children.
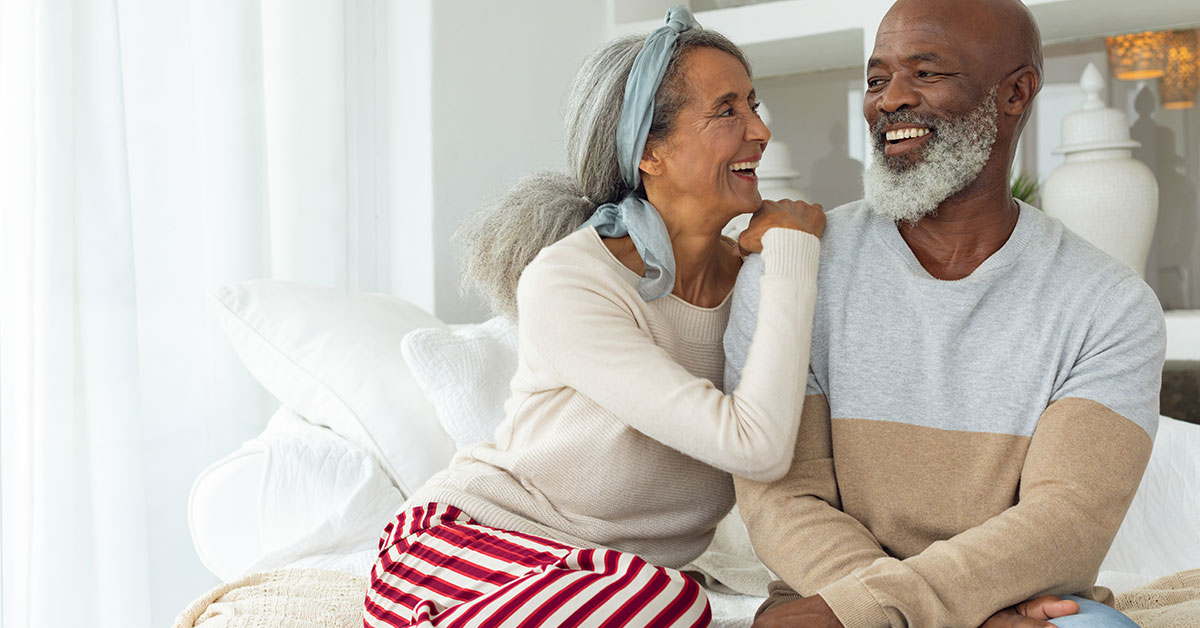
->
<box><xmin>863</xmin><ymin>85</ymin><xmax>1000</xmax><ymax>224</ymax></box>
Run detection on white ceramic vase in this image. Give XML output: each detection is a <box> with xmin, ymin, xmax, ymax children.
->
<box><xmin>722</xmin><ymin>103</ymin><xmax>807</xmax><ymax>239</ymax></box>
<box><xmin>1042</xmin><ymin>63</ymin><xmax>1158</xmax><ymax>278</ymax></box>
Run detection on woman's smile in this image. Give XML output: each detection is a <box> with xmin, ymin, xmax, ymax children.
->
<box><xmin>729</xmin><ymin>156</ymin><xmax>762</xmax><ymax>183</ymax></box>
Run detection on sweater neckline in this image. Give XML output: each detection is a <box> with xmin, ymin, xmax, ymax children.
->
<box><xmin>871</xmin><ymin>200</ymin><xmax>1037</xmax><ymax>283</ymax></box>
<box><xmin>583</xmin><ymin>226</ymin><xmax>731</xmax><ymax>344</ymax></box>
<box><xmin>583</xmin><ymin>226</ymin><xmax>735</xmax><ymax>313</ymax></box>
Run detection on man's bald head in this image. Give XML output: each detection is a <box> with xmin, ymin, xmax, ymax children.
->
<box><xmin>881</xmin><ymin>0</ymin><xmax>1043</xmax><ymax>92</ymax></box>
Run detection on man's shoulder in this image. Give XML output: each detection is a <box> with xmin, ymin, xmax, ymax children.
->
<box><xmin>819</xmin><ymin>200</ymin><xmax>875</xmax><ymax>250</ymax></box>
<box><xmin>824</xmin><ymin>199</ymin><xmax>871</xmax><ymax>227</ymax></box>
<box><xmin>1023</xmin><ymin>206</ymin><xmax>1149</xmax><ymax>301</ymax></box>
<box><xmin>1021</xmin><ymin>205</ymin><xmax>1164</xmax><ymax>354</ymax></box>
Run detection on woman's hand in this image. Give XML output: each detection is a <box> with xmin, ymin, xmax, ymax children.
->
<box><xmin>736</xmin><ymin>199</ymin><xmax>825</xmax><ymax>255</ymax></box>
<box><xmin>979</xmin><ymin>595</ymin><xmax>1080</xmax><ymax>628</ymax></box>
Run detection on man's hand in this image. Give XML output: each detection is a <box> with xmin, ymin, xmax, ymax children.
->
<box><xmin>752</xmin><ymin>595</ymin><xmax>844</xmax><ymax>628</ymax></box>
<box><xmin>980</xmin><ymin>595</ymin><xmax>1080</xmax><ymax>628</ymax></box>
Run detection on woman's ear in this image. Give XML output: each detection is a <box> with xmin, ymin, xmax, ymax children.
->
<box><xmin>639</xmin><ymin>143</ymin><xmax>665</xmax><ymax>177</ymax></box>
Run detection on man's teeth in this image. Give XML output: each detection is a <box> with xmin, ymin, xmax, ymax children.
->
<box><xmin>729</xmin><ymin>160</ymin><xmax>760</xmax><ymax>172</ymax></box>
<box><xmin>885</xmin><ymin>127</ymin><xmax>930</xmax><ymax>142</ymax></box>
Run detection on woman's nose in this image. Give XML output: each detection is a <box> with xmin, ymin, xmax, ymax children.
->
<box><xmin>746</xmin><ymin>110</ymin><xmax>771</xmax><ymax>145</ymax></box>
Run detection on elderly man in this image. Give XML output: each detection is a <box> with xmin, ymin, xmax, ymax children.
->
<box><xmin>723</xmin><ymin>0</ymin><xmax>1166</xmax><ymax>627</ymax></box>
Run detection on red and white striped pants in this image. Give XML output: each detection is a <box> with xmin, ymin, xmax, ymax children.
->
<box><xmin>363</xmin><ymin>502</ymin><xmax>712</xmax><ymax>628</ymax></box>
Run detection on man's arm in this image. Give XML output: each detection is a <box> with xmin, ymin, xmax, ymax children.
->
<box><xmin>734</xmin><ymin>394</ymin><xmax>891</xmax><ymax>595</ymax></box>
<box><xmin>810</xmin><ymin>397</ymin><xmax>1153</xmax><ymax>628</ymax></box>
<box><xmin>728</xmin><ymin>265</ymin><xmax>1165</xmax><ymax>628</ymax></box>
<box><xmin>805</xmin><ymin>277</ymin><xmax>1164</xmax><ymax>628</ymax></box>
<box><xmin>736</xmin><ymin>395</ymin><xmax>1138</xmax><ymax>628</ymax></box>
<box><xmin>725</xmin><ymin>254</ymin><xmax>890</xmax><ymax>620</ymax></box>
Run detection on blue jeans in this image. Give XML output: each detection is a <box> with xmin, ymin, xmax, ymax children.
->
<box><xmin>1047</xmin><ymin>595</ymin><xmax>1138</xmax><ymax>627</ymax></box>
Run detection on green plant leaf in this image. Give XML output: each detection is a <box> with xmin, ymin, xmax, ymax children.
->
<box><xmin>1010</xmin><ymin>170</ymin><xmax>1041</xmax><ymax>206</ymax></box>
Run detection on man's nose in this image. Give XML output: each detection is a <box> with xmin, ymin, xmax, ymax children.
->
<box><xmin>878</xmin><ymin>76</ymin><xmax>920</xmax><ymax>112</ymax></box>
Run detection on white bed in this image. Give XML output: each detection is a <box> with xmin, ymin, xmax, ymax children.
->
<box><xmin>178</xmin><ymin>280</ymin><xmax>1200</xmax><ymax>627</ymax></box>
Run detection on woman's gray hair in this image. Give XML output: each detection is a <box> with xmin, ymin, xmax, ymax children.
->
<box><xmin>456</xmin><ymin>29</ymin><xmax>750</xmax><ymax>319</ymax></box>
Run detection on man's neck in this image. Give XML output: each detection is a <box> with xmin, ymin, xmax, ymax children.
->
<box><xmin>898</xmin><ymin>186</ymin><xmax>1020</xmax><ymax>280</ymax></box>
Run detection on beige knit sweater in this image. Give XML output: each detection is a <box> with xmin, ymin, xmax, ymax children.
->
<box><xmin>408</xmin><ymin>226</ymin><xmax>819</xmax><ymax>569</ymax></box>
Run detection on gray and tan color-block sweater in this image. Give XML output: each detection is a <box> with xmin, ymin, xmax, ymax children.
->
<box><xmin>724</xmin><ymin>200</ymin><xmax>1166</xmax><ymax>628</ymax></box>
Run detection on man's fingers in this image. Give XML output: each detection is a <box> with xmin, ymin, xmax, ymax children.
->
<box><xmin>981</xmin><ymin>608</ymin><xmax>1057</xmax><ymax>628</ymax></box>
<box><xmin>1015</xmin><ymin>595</ymin><xmax>1079</xmax><ymax>620</ymax></box>
<box><xmin>1041</xmin><ymin>599</ymin><xmax>1080</xmax><ymax>619</ymax></box>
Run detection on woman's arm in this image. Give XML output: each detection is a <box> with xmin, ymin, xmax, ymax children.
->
<box><xmin>517</xmin><ymin>227</ymin><xmax>819</xmax><ymax>481</ymax></box>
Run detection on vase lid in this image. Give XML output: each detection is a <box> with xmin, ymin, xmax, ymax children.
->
<box><xmin>1053</xmin><ymin>63</ymin><xmax>1141</xmax><ymax>154</ymax></box>
<box><xmin>758</xmin><ymin>103</ymin><xmax>801</xmax><ymax>178</ymax></box>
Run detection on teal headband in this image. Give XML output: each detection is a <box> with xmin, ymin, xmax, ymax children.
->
<box><xmin>581</xmin><ymin>5</ymin><xmax>700</xmax><ymax>302</ymax></box>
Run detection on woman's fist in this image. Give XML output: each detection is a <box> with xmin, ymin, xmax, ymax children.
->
<box><xmin>736</xmin><ymin>199</ymin><xmax>825</xmax><ymax>255</ymax></box>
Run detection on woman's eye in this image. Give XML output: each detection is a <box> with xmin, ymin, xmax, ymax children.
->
<box><xmin>719</xmin><ymin>108</ymin><xmax>734</xmax><ymax>117</ymax></box>
<box><xmin>750</xmin><ymin>102</ymin><xmax>762</xmax><ymax>115</ymax></box>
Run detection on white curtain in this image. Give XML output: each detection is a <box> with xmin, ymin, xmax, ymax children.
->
<box><xmin>0</xmin><ymin>0</ymin><xmax>393</xmax><ymax>625</ymax></box>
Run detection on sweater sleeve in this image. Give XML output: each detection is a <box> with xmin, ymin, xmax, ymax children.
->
<box><xmin>734</xmin><ymin>394</ymin><xmax>892</xmax><ymax>594</ymax></box>
<box><xmin>810</xmin><ymin>277</ymin><xmax>1166</xmax><ymax>628</ymax></box>
<box><xmin>517</xmin><ymin>228</ymin><xmax>819</xmax><ymax>482</ymax></box>
<box><xmin>728</xmin><ymin>250</ymin><xmax>892</xmax><ymax>600</ymax></box>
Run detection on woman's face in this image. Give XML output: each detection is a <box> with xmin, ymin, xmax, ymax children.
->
<box><xmin>640</xmin><ymin>47</ymin><xmax>770</xmax><ymax>230</ymax></box>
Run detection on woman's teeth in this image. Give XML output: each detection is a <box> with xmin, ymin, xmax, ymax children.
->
<box><xmin>729</xmin><ymin>160</ymin><xmax>760</xmax><ymax>172</ymax></box>
<box><xmin>885</xmin><ymin>127</ymin><xmax>930</xmax><ymax>142</ymax></box>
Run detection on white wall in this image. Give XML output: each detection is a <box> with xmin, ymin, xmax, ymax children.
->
<box><xmin>429</xmin><ymin>1</ymin><xmax>608</xmax><ymax>323</ymax></box>
<box><xmin>755</xmin><ymin>68</ymin><xmax>866</xmax><ymax>210</ymax></box>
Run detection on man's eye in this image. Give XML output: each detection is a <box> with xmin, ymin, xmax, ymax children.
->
<box><xmin>867</xmin><ymin>78</ymin><xmax>886</xmax><ymax>89</ymax></box>
<box><xmin>719</xmin><ymin>108</ymin><xmax>735</xmax><ymax>117</ymax></box>
<box><xmin>917</xmin><ymin>71</ymin><xmax>939</xmax><ymax>78</ymax></box>
<box><xmin>750</xmin><ymin>101</ymin><xmax>762</xmax><ymax>115</ymax></box>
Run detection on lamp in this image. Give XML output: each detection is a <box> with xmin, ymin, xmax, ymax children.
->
<box><xmin>1106</xmin><ymin>31</ymin><xmax>1168</xmax><ymax>80</ymax></box>
<box><xmin>1158</xmin><ymin>29</ymin><xmax>1199</xmax><ymax>110</ymax></box>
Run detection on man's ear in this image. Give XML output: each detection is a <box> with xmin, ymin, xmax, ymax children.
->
<box><xmin>1002</xmin><ymin>66</ymin><xmax>1039</xmax><ymax>117</ymax></box>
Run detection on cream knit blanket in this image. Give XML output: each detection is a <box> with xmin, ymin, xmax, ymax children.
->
<box><xmin>172</xmin><ymin>568</ymin><xmax>366</xmax><ymax>628</ymax></box>
<box><xmin>173</xmin><ymin>566</ymin><xmax>1200</xmax><ymax>628</ymax></box>
<box><xmin>1115</xmin><ymin>569</ymin><xmax>1200</xmax><ymax>628</ymax></box>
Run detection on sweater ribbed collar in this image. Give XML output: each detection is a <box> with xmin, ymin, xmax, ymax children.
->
<box><xmin>870</xmin><ymin>200</ymin><xmax>1039</xmax><ymax>283</ymax></box>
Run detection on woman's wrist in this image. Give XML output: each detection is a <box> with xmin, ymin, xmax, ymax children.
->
<box><xmin>761</xmin><ymin>229</ymin><xmax>821</xmax><ymax>281</ymax></box>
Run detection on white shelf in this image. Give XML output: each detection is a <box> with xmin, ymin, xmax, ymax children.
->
<box><xmin>610</xmin><ymin>0</ymin><xmax>1200</xmax><ymax>79</ymax></box>
<box><xmin>611</xmin><ymin>0</ymin><xmax>867</xmax><ymax>77</ymax></box>
<box><xmin>1166</xmin><ymin>310</ymin><xmax>1200</xmax><ymax>363</ymax></box>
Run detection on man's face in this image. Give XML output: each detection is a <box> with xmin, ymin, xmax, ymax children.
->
<box><xmin>860</xmin><ymin>5</ymin><xmax>1001</xmax><ymax>222</ymax></box>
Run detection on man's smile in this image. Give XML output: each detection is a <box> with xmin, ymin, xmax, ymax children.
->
<box><xmin>883</xmin><ymin>125</ymin><xmax>933</xmax><ymax>156</ymax></box>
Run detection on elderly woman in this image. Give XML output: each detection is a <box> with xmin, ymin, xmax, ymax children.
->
<box><xmin>364</xmin><ymin>7</ymin><xmax>823</xmax><ymax>627</ymax></box>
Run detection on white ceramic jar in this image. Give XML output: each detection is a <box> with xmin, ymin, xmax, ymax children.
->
<box><xmin>1042</xmin><ymin>63</ymin><xmax>1159</xmax><ymax>278</ymax></box>
<box><xmin>722</xmin><ymin>103</ymin><xmax>806</xmax><ymax>239</ymax></box>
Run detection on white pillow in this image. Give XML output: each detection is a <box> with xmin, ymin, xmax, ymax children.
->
<box><xmin>188</xmin><ymin>407</ymin><xmax>404</xmax><ymax>581</ymax></box>
<box><xmin>210</xmin><ymin>279</ymin><xmax>457</xmax><ymax>496</ymax></box>
<box><xmin>401</xmin><ymin>317</ymin><xmax>519</xmax><ymax>449</ymax></box>
<box><xmin>1101</xmin><ymin>415</ymin><xmax>1200</xmax><ymax>578</ymax></box>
